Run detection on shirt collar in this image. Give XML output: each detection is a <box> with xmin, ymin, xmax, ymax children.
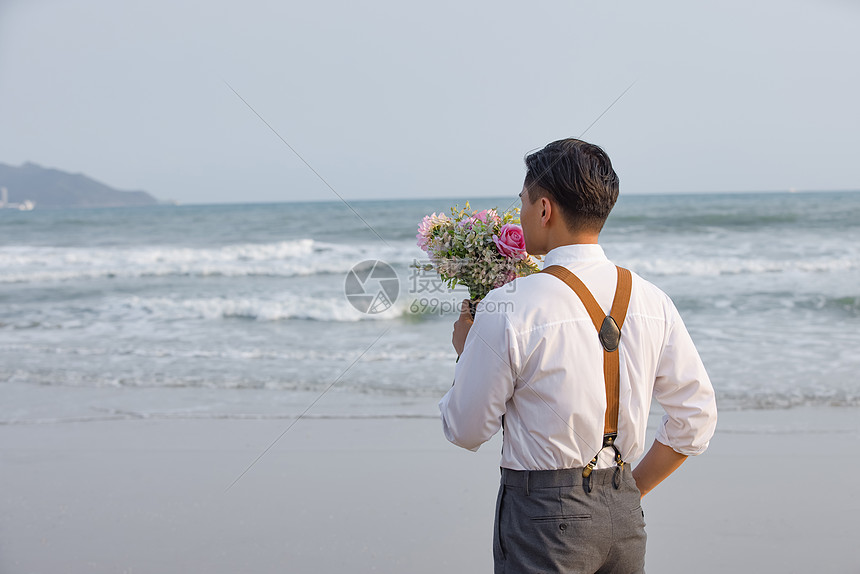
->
<box><xmin>541</xmin><ymin>244</ymin><xmax>608</xmax><ymax>268</ymax></box>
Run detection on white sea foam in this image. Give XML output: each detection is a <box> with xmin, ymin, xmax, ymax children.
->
<box><xmin>3</xmin><ymin>237</ymin><xmax>857</xmax><ymax>285</ymax></box>
<box><xmin>117</xmin><ymin>293</ymin><xmax>408</xmax><ymax>322</ymax></box>
<box><xmin>1</xmin><ymin>342</ymin><xmax>454</xmax><ymax>363</ymax></box>
<box><xmin>623</xmin><ymin>255</ymin><xmax>860</xmax><ymax>277</ymax></box>
<box><xmin>0</xmin><ymin>239</ymin><xmax>424</xmax><ymax>283</ymax></box>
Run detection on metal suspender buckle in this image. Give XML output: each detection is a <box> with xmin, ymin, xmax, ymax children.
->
<box><xmin>582</xmin><ymin>457</ymin><xmax>597</xmax><ymax>493</ymax></box>
<box><xmin>599</xmin><ymin>316</ymin><xmax>621</xmax><ymax>352</ymax></box>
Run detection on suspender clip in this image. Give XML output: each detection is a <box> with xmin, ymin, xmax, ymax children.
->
<box><xmin>582</xmin><ymin>461</ymin><xmax>596</xmax><ymax>479</ymax></box>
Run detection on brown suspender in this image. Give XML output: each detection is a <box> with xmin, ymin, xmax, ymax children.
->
<box><xmin>540</xmin><ymin>264</ymin><xmax>633</xmax><ymax>490</ymax></box>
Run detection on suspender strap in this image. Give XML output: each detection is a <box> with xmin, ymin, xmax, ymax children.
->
<box><xmin>540</xmin><ymin>266</ymin><xmax>606</xmax><ymax>332</ymax></box>
<box><xmin>605</xmin><ymin>267</ymin><xmax>632</xmax><ymax>433</ymax></box>
<box><xmin>540</xmin><ymin>264</ymin><xmax>633</xmax><ymax>490</ymax></box>
<box><xmin>540</xmin><ymin>265</ymin><xmax>632</xmax><ymax>435</ymax></box>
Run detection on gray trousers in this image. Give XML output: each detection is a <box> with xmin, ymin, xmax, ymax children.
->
<box><xmin>493</xmin><ymin>465</ymin><xmax>646</xmax><ymax>574</ymax></box>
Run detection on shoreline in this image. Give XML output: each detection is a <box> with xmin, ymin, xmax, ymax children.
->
<box><xmin>4</xmin><ymin>380</ymin><xmax>860</xmax><ymax>428</ymax></box>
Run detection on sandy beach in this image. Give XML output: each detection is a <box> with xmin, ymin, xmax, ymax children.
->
<box><xmin>2</xmin><ymin>404</ymin><xmax>859</xmax><ymax>573</ymax></box>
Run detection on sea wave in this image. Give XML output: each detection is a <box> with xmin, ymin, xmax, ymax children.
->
<box><xmin>3</xmin><ymin>241</ymin><xmax>858</xmax><ymax>285</ymax></box>
<box><xmin>3</xmin><ymin>365</ymin><xmax>859</xmax><ymax>411</ymax></box>
<box><xmin>0</xmin><ymin>342</ymin><xmax>454</xmax><ymax>362</ymax></box>
<box><xmin>623</xmin><ymin>255</ymin><xmax>860</xmax><ymax>277</ymax></box>
<box><xmin>120</xmin><ymin>294</ymin><xmax>394</xmax><ymax>322</ymax></box>
<box><xmin>717</xmin><ymin>388</ymin><xmax>860</xmax><ymax>410</ymax></box>
<box><xmin>0</xmin><ymin>367</ymin><xmax>453</xmax><ymax>397</ymax></box>
<box><xmin>0</xmin><ymin>293</ymin><xmax>417</xmax><ymax>327</ymax></box>
<box><xmin>0</xmin><ymin>412</ymin><xmax>442</xmax><ymax>426</ymax></box>
<box><xmin>0</xmin><ymin>239</ymin><xmax>423</xmax><ymax>283</ymax></box>
<box><xmin>667</xmin><ymin>293</ymin><xmax>860</xmax><ymax>318</ymax></box>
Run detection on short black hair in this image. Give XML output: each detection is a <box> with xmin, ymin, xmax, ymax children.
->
<box><xmin>524</xmin><ymin>138</ymin><xmax>619</xmax><ymax>233</ymax></box>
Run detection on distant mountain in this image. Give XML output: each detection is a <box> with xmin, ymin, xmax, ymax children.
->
<box><xmin>0</xmin><ymin>162</ymin><xmax>160</xmax><ymax>209</ymax></box>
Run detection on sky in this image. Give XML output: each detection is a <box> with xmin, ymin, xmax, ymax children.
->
<box><xmin>1</xmin><ymin>0</ymin><xmax>858</xmax><ymax>204</ymax></box>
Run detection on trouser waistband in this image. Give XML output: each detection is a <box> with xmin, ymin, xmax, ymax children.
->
<box><xmin>501</xmin><ymin>465</ymin><xmax>633</xmax><ymax>491</ymax></box>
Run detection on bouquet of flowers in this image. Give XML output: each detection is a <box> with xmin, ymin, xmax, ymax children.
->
<box><xmin>413</xmin><ymin>202</ymin><xmax>541</xmax><ymax>316</ymax></box>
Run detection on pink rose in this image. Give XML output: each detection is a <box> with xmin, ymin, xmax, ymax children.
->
<box><xmin>492</xmin><ymin>223</ymin><xmax>527</xmax><ymax>260</ymax></box>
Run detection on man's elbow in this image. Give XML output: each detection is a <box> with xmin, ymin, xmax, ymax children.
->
<box><xmin>442</xmin><ymin>415</ymin><xmax>488</xmax><ymax>452</ymax></box>
<box><xmin>656</xmin><ymin>434</ymin><xmax>709</xmax><ymax>457</ymax></box>
<box><xmin>441</xmin><ymin>419</ymin><xmax>483</xmax><ymax>452</ymax></box>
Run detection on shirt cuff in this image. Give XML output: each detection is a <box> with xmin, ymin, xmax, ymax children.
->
<box><xmin>655</xmin><ymin>414</ymin><xmax>711</xmax><ymax>456</ymax></box>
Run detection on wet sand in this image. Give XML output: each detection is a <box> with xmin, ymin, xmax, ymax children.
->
<box><xmin>1</xmin><ymin>406</ymin><xmax>858</xmax><ymax>573</ymax></box>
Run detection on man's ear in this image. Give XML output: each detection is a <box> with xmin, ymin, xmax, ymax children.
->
<box><xmin>540</xmin><ymin>197</ymin><xmax>551</xmax><ymax>227</ymax></box>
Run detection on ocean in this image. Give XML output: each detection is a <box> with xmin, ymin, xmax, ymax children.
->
<box><xmin>1</xmin><ymin>191</ymin><xmax>859</xmax><ymax>424</ymax></box>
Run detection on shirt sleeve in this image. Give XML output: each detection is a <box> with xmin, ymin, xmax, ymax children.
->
<box><xmin>438</xmin><ymin>296</ymin><xmax>519</xmax><ymax>451</ymax></box>
<box><xmin>652</xmin><ymin>302</ymin><xmax>718</xmax><ymax>456</ymax></box>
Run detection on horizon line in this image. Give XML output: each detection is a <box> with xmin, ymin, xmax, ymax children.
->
<box><xmin>163</xmin><ymin>187</ymin><xmax>860</xmax><ymax>207</ymax></box>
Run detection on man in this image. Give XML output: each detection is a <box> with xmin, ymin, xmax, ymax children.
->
<box><xmin>439</xmin><ymin>138</ymin><xmax>717</xmax><ymax>573</ymax></box>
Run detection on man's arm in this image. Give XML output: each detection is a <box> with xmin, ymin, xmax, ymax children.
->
<box><xmin>640</xmin><ymin>300</ymin><xmax>717</xmax><ymax>495</ymax></box>
<box><xmin>651</xmin><ymin>308</ymin><xmax>717</xmax><ymax>457</ymax></box>
<box><xmin>452</xmin><ymin>299</ymin><xmax>472</xmax><ymax>358</ymax></box>
<box><xmin>439</xmin><ymin>297</ymin><xmax>518</xmax><ymax>451</ymax></box>
<box><xmin>632</xmin><ymin>439</ymin><xmax>687</xmax><ymax>498</ymax></box>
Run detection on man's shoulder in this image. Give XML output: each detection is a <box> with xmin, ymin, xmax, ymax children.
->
<box><xmin>625</xmin><ymin>268</ymin><xmax>682</xmax><ymax>324</ymax></box>
<box><xmin>489</xmin><ymin>266</ymin><xmax>674</xmax><ymax>303</ymax></box>
<box><xmin>481</xmin><ymin>266</ymin><xmax>680</xmax><ymax>325</ymax></box>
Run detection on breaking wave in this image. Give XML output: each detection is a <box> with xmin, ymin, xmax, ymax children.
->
<box><xmin>623</xmin><ymin>255</ymin><xmax>859</xmax><ymax>277</ymax></box>
<box><xmin>0</xmin><ymin>239</ymin><xmax>423</xmax><ymax>283</ymax></box>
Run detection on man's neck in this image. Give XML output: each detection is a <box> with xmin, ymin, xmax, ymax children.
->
<box><xmin>544</xmin><ymin>232</ymin><xmax>600</xmax><ymax>253</ymax></box>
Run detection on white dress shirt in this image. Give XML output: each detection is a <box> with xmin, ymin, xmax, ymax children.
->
<box><xmin>439</xmin><ymin>244</ymin><xmax>717</xmax><ymax>471</ymax></box>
